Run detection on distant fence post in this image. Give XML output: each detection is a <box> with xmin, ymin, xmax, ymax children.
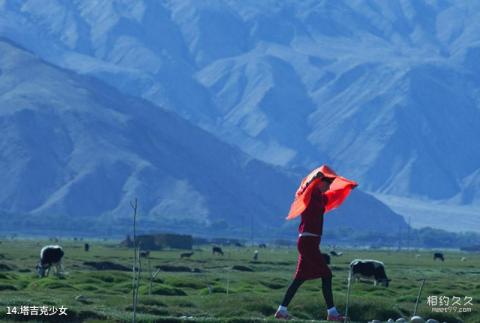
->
<box><xmin>149</xmin><ymin>268</ymin><xmax>161</xmax><ymax>296</ymax></box>
<box><xmin>130</xmin><ymin>198</ymin><xmax>139</xmax><ymax>323</ymax></box>
<box><xmin>344</xmin><ymin>268</ymin><xmax>353</xmax><ymax>323</ymax></box>
<box><xmin>413</xmin><ymin>278</ymin><xmax>426</xmax><ymax>316</ymax></box>
<box><xmin>226</xmin><ymin>269</ymin><xmax>230</xmax><ymax>296</ymax></box>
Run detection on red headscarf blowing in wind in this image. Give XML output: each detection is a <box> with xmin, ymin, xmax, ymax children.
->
<box><xmin>287</xmin><ymin>165</ymin><xmax>358</xmax><ymax>220</ymax></box>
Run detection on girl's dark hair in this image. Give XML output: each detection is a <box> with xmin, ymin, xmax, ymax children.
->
<box><xmin>322</xmin><ymin>176</ymin><xmax>335</xmax><ymax>184</ymax></box>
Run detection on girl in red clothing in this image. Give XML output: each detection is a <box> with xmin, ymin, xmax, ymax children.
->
<box><xmin>275</xmin><ymin>165</ymin><xmax>357</xmax><ymax>321</ymax></box>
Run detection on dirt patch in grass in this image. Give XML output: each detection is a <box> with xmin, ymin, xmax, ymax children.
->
<box><xmin>0</xmin><ymin>263</ymin><xmax>13</xmax><ymax>271</ymax></box>
<box><xmin>0</xmin><ymin>283</ymin><xmax>17</xmax><ymax>291</ymax></box>
<box><xmin>232</xmin><ymin>265</ymin><xmax>253</xmax><ymax>272</ymax></box>
<box><xmin>251</xmin><ymin>261</ymin><xmax>293</xmax><ymax>266</ymax></box>
<box><xmin>18</xmin><ymin>269</ymin><xmax>31</xmax><ymax>273</ymax></box>
<box><xmin>125</xmin><ymin>304</ymin><xmax>169</xmax><ymax>316</ymax></box>
<box><xmin>343</xmin><ymin>300</ymin><xmax>404</xmax><ymax>321</ymax></box>
<box><xmin>169</xmin><ymin>300</ymin><xmax>196</xmax><ymax>308</ymax></box>
<box><xmin>140</xmin><ymin>296</ymin><xmax>167</xmax><ymax>307</ymax></box>
<box><xmin>140</xmin><ymin>284</ymin><xmax>187</xmax><ymax>296</ymax></box>
<box><xmin>244</xmin><ymin>302</ymin><xmax>274</xmax><ymax>316</ymax></box>
<box><xmin>74</xmin><ymin>277</ymin><xmax>103</xmax><ymax>284</ymax></box>
<box><xmin>164</xmin><ymin>277</ymin><xmax>205</xmax><ymax>289</ymax></box>
<box><xmin>260</xmin><ymin>278</ymin><xmax>288</xmax><ymax>289</ymax></box>
<box><xmin>89</xmin><ymin>272</ymin><xmax>130</xmax><ymax>284</ymax></box>
<box><xmin>83</xmin><ymin>261</ymin><xmax>130</xmax><ymax>271</ymax></box>
<box><xmin>156</xmin><ymin>265</ymin><xmax>192</xmax><ymax>272</ymax></box>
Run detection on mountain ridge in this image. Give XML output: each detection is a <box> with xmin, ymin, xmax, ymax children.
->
<box><xmin>1</xmin><ymin>0</ymin><xmax>479</xmax><ymax>231</ymax></box>
<box><xmin>0</xmin><ymin>39</ymin><xmax>409</xmax><ymax>236</ymax></box>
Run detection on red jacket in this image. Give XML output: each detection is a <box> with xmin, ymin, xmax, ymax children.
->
<box><xmin>298</xmin><ymin>185</ymin><xmax>327</xmax><ymax>235</ymax></box>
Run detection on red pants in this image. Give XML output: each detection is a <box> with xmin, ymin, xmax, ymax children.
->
<box><xmin>294</xmin><ymin>236</ymin><xmax>332</xmax><ymax>280</ymax></box>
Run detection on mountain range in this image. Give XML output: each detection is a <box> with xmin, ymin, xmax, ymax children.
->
<box><xmin>1</xmin><ymin>0</ymin><xmax>479</xmax><ymax>233</ymax></box>
<box><xmin>0</xmin><ymin>39</ymin><xmax>408</xmax><ymax>237</ymax></box>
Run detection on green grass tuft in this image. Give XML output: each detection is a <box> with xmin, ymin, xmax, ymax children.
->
<box><xmin>28</xmin><ymin>278</ymin><xmax>77</xmax><ymax>290</ymax></box>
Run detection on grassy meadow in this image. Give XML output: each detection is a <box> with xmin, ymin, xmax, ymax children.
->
<box><xmin>0</xmin><ymin>239</ymin><xmax>479</xmax><ymax>322</ymax></box>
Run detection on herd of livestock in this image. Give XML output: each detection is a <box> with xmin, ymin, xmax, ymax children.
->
<box><xmin>0</xmin><ymin>242</ymin><xmax>460</xmax><ymax>321</ymax></box>
<box><xmin>35</xmin><ymin>243</ymin><xmax>457</xmax><ymax>289</ymax></box>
